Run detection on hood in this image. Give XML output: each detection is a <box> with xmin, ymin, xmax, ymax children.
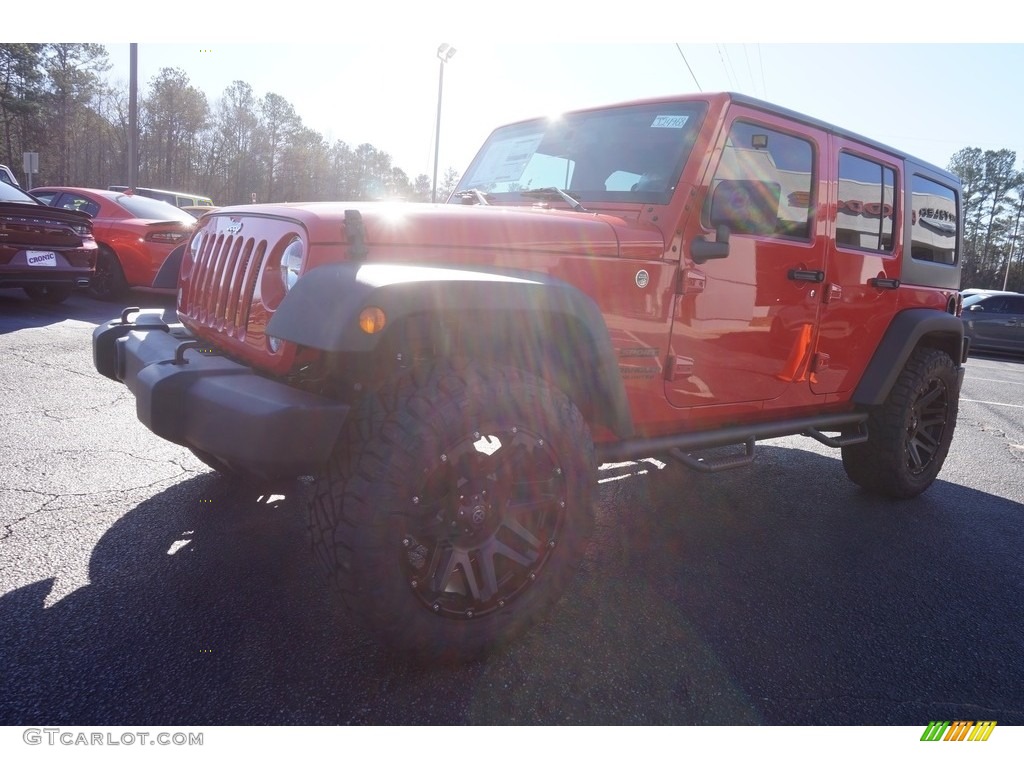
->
<box><xmin>212</xmin><ymin>201</ymin><xmax>666</xmax><ymax>260</ymax></box>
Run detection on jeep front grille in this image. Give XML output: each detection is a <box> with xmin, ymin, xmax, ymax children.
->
<box><xmin>183</xmin><ymin>233</ymin><xmax>268</xmax><ymax>339</ymax></box>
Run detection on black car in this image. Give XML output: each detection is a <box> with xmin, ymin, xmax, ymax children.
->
<box><xmin>0</xmin><ymin>181</ymin><xmax>97</xmax><ymax>304</ymax></box>
<box><xmin>962</xmin><ymin>291</ymin><xmax>1024</xmax><ymax>355</ymax></box>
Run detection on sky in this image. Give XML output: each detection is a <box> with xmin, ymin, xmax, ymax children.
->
<box><xmin>9</xmin><ymin>2</ymin><xmax>1024</xmax><ymax>188</ymax></box>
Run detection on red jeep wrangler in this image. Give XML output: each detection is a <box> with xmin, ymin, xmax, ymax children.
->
<box><xmin>93</xmin><ymin>92</ymin><xmax>967</xmax><ymax>659</ymax></box>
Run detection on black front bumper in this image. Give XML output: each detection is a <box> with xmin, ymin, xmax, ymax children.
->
<box><xmin>93</xmin><ymin>308</ymin><xmax>349</xmax><ymax>477</ymax></box>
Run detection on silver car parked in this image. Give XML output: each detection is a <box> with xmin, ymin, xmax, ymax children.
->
<box><xmin>962</xmin><ymin>291</ymin><xmax>1024</xmax><ymax>355</ymax></box>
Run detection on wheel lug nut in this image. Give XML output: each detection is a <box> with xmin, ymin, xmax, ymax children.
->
<box><xmin>432</xmin><ymin>603</ymin><xmax>440</xmax><ymax>612</ymax></box>
<box><xmin>529</xmin><ymin>573</ymin><xmax>536</xmax><ymax>581</ymax></box>
<box><xmin>474</xmin><ymin>431</ymin><xmax>480</xmax><ymax>439</ymax></box>
<box><xmin>411</xmin><ymin>579</ymin><xmax>418</xmax><ymax>588</ymax></box>
<box><xmin>559</xmin><ymin>500</ymin><xmax>566</xmax><ymax>508</ymax></box>
<box><xmin>548</xmin><ymin>540</ymin><xmax>555</xmax><ymax>549</ymax></box>
<box><xmin>511</xmin><ymin>427</ymin><xmax>518</xmax><ymax>434</ymax></box>
<box><xmin>555</xmin><ymin>467</ymin><xmax>562</xmax><ymax>475</ymax></box>
<box><xmin>498</xmin><ymin>600</ymin><xmax>505</xmax><ymax>608</ymax></box>
<box><xmin>411</xmin><ymin>496</ymin><xmax>419</xmax><ymax>505</ymax></box>
<box><xmin>538</xmin><ymin>439</ymin><xmax>544</xmax><ymax>446</ymax></box>
<box><xmin>402</xmin><ymin>538</ymin><xmax>410</xmax><ymax>547</ymax></box>
<box><xmin>466</xmin><ymin>610</ymin><xmax>474</xmax><ymax>618</ymax></box>
<box><xmin>440</xmin><ymin>453</ymin><xmax>448</xmax><ymax>462</ymax></box>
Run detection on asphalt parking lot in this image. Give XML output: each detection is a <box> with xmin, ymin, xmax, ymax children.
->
<box><xmin>1</xmin><ymin>288</ymin><xmax>1022</xmax><ymax>726</ymax></box>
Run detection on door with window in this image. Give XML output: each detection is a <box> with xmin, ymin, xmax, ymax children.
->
<box><xmin>811</xmin><ymin>142</ymin><xmax>901</xmax><ymax>395</ymax></box>
<box><xmin>667</xmin><ymin>110</ymin><xmax>828</xmax><ymax>409</ymax></box>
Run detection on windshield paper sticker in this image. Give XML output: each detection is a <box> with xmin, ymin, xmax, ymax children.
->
<box><xmin>464</xmin><ymin>134</ymin><xmax>544</xmax><ymax>186</ymax></box>
<box><xmin>651</xmin><ymin>115</ymin><xmax>688</xmax><ymax>129</ymax></box>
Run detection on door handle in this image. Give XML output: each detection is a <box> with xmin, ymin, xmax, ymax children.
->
<box><xmin>869</xmin><ymin>277</ymin><xmax>900</xmax><ymax>290</ymax></box>
<box><xmin>788</xmin><ymin>269</ymin><xmax>825</xmax><ymax>283</ymax></box>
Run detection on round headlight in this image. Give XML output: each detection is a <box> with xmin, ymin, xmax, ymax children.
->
<box><xmin>281</xmin><ymin>237</ymin><xmax>304</xmax><ymax>292</ymax></box>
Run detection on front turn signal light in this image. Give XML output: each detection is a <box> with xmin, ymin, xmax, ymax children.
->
<box><xmin>358</xmin><ymin>307</ymin><xmax>387</xmax><ymax>334</ymax></box>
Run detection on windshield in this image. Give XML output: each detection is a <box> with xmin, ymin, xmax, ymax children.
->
<box><xmin>115</xmin><ymin>193</ymin><xmax>195</xmax><ymax>222</ymax></box>
<box><xmin>454</xmin><ymin>101</ymin><xmax>707</xmax><ymax>206</ymax></box>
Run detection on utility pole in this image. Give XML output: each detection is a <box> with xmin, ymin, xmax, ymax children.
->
<box><xmin>431</xmin><ymin>44</ymin><xmax>456</xmax><ymax>204</ymax></box>
<box><xmin>128</xmin><ymin>44</ymin><xmax>138</xmax><ymax>188</ymax></box>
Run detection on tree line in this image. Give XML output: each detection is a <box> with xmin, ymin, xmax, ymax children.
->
<box><xmin>0</xmin><ymin>44</ymin><xmax>1021</xmax><ymax>291</ymax></box>
<box><xmin>0</xmin><ymin>43</ymin><xmax>459</xmax><ymax>207</ymax></box>
<box><xmin>947</xmin><ymin>148</ymin><xmax>1024</xmax><ymax>291</ymax></box>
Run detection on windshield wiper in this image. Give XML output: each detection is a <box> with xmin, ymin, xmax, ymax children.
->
<box><xmin>520</xmin><ymin>187</ymin><xmax>589</xmax><ymax>213</ymax></box>
<box><xmin>454</xmin><ymin>188</ymin><xmax>491</xmax><ymax>205</ymax></box>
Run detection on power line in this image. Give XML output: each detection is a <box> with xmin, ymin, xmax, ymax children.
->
<box><xmin>675</xmin><ymin>44</ymin><xmax>702</xmax><ymax>90</ymax></box>
<box><xmin>757</xmin><ymin>43</ymin><xmax>767</xmax><ymax>99</ymax></box>
<box><xmin>743</xmin><ymin>45</ymin><xmax>756</xmax><ymax>97</ymax></box>
<box><xmin>718</xmin><ymin>44</ymin><xmax>740</xmax><ymax>91</ymax></box>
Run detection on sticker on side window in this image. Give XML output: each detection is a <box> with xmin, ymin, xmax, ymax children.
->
<box><xmin>26</xmin><ymin>251</ymin><xmax>57</xmax><ymax>267</ymax></box>
<box><xmin>651</xmin><ymin>115</ymin><xmax>688</xmax><ymax>129</ymax></box>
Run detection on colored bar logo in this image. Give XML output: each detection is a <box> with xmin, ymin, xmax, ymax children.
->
<box><xmin>921</xmin><ymin>721</ymin><xmax>996</xmax><ymax>741</ymax></box>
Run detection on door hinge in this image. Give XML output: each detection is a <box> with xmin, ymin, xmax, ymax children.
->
<box><xmin>678</xmin><ymin>268</ymin><xmax>706</xmax><ymax>295</ymax></box>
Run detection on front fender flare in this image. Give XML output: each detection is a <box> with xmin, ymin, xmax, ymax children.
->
<box><xmin>266</xmin><ymin>262</ymin><xmax>634</xmax><ymax>438</ymax></box>
<box><xmin>152</xmin><ymin>243</ymin><xmax>186</xmax><ymax>289</ymax></box>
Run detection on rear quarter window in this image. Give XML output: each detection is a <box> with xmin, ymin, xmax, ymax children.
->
<box><xmin>910</xmin><ymin>175</ymin><xmax>958</xmax><ymax>265</ymax></box>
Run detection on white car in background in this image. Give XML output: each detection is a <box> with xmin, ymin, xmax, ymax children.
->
<box><xmin>0</xmin><ymin>164</ymin><xmax>20</xmax><ymax>188</ymax></box>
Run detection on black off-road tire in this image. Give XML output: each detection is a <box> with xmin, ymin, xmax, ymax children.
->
<box><xmin>23</xmin><ymin>284</ymin><xmax>73</xmax><ymax>304</ymax></box>
<box><xmin>88</xmin><ymin>247</ymin><xmax>129</xmax><ymax>302</ymax></box>
<box><xmin>842</xmin><ymin>347</ymin><xmax>959</xmax><ymax>499</ymax></box>
<box><xmin>308</xmin><ymin>362</ymin><xmax>596</xmax><ymax>661</ymax></box>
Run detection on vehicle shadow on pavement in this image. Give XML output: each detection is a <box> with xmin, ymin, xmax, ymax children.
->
<box><xmin>0</xmin><ymin>289</ymin><xmax>175</xmax><ymax>334</ymax></box>
<box><xmin>1</xmin><ymin>447</ymin><xmax>1022</xmax><ymax>726</ymax></box>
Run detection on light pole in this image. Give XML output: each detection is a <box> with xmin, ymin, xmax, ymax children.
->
<box><xmin>431</xmin><ymin>43</ymin><xmax>456</xmax><ymax>204</ymax></box>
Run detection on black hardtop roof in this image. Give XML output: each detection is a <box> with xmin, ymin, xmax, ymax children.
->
<box><xmin>722</xmin><ymin>92</ymin><xmax>958</xmax><ymax>184</ymax></box>
<box><xmin>531</xmin><ymin>91</ymin><xmax>959</xmax><ymax>187</ymax></box>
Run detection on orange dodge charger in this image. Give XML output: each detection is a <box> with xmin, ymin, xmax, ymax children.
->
<box><xmin>30</xmin><ymin>186</ymin><xmax>194</xmax><ymax>301</ymax></box>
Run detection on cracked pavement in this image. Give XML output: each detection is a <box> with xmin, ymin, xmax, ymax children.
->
<box><xmin>1</xmin><ymin>288</ymin><xmax>1023</xmax><ymax>726</ymax></box>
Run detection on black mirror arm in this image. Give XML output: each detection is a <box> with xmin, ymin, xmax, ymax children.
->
<box><xmin>690</xmin><ymin>225</ymin><xmax>730</xmax><ymax>264</ymax></box>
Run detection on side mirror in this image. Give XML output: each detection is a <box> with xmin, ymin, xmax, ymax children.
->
<box><xmin>690</xmin><ymin>225</ymin><xmax>730</xmax><ymax>264</ymax></box>
<box><xmin>968</xmin><ymin>304</ymin><xmax>984</xmax><ymax>312</ymax></box>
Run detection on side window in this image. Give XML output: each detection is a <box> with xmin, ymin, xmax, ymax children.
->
<box><xmin>706</xmin><ymin>120</ymin><xmax>815</xmax><ymax>240</ymax></box>
<box><xmin>911</xmin><ymin>175</ymin><xmax>958</xmax><ymax>264</ymax></box>
<box><xmin>56</xmin><ymin>193</ymin><xmax>100</xmax><ymax>218</ymax></box>
<box><xmin>837</xmin><ymin>152</ymin><xmax>896</xmax><ymax>252</ymax></box>
<box><xmin>985</xmin><ymin>296</ymin><xmax>1024</xmax><ymax>314</ymax></box>
<box><xmin>33</xmin><ymin>191</ymin><xmax>57</xmax><ymax>205</ymax></box>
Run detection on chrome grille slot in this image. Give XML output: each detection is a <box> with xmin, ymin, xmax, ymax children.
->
<box><xmin>182</xmin><ymin>230</ymin><xmax>215</xmax><ymax>313</ymax></box>
<box><xmin>213</xmin><ymin>236</ymin><xmax>245</xmax><ymax>329</ymax></box>
<box><xmin>235</xmin><ymin>241</ymin><xmax>268</xmax><ymax>335</ymax></box>
<box><xmin>187</xmin><ymin>232</ymin><xmax>217</xmax><ymax>321</ymax></box>
<box><xmin>197</xmin><ymin>233</ymin><xmax>227</xmax><ymax>323</ymax></box>
<box><xmin>224</xmin><ymin>238</ymin><xmax>255</xmax><ymax>337</ymax></box>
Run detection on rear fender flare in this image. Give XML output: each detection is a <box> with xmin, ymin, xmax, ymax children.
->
<box><xmin>853</xmin><ymin>308</ymin><xmax>966</xmax><ymax>406</ymax></box>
